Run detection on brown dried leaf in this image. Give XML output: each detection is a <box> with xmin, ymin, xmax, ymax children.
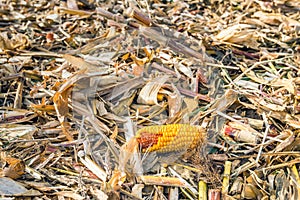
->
<box><xmin>159</xmin><ymin>84</ymin><xmax>182</xmax><ymax>117</ymax></box>
<box><xmin>215</xmin><ymin>24</ymin><xmax>259</xmax><ymax>49</ymax></box>
<box><xmin>31</xmin><ymin>104</ymin><xmax>56</xmax><ymax>113</ymax></box>
<box><xmin>1</xmin><ymin>157</ymin><xmax>25</xmax><ymax>179</ymax></box>
<box><xmin>0</xmin><ymin>33</ymin><xmax>30</xmax><ymax>51</ymax></box>
<box><xmin>63</xmin><ymin>54</ymin><xmax>100</xmax><ymax>72</ymax></box>
<box><xmin>229</xmin><ymin>177</ymin><xmax>243</xmax><ymax>195</ymax></box>
<box><xmin>53</xmin><ymin>84</ymin><xmax>74</xmax><ymax>141</ymax></box>
<box><xmin>108</xmin><ymin>170</ymin><xmax>126</xmax><ymax>191</ymax></box>
<box><xmin>273</xmin><ymin>130</ymin><xmax>295</xmax><ymax>152</ymax></box>
<box><xmin>242</xmin><ymin>184</ymin><xmax>262</xmax><ymax>199</ymax></box>
<box><xmin>53</xmin><ymin>84</ymin><xmax>73</xmax><ymax>119</ymax></box>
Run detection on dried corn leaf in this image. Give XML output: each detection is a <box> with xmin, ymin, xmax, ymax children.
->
<box><xmin>137</xmin><ymin>75</ymin><xmax>169</xmax><ymax>105</ymax></box>
<box><xmin>215</xmin><ymin>24</ymin><xmax>259</xmax><ymax>49</ymax></box>
<box><xmin>63</xmin><ymin>54</ymin><xmax>100</xmax><ymax>72</ymax></box>
<box><xmin>0</xmin><ymin>177</ymin><xmax>29</xmax><ymax>195</ymax></box>
<box><xmin>253</xmin><ymin>11</ymin><xmax>300</xmax><ymax>27</ymax></box>
<box><xmin>1</xmin><ymin>157</ymin><xmax>25</xmax><ymax>179</ymax></box>
<box><xmin>0</xmin><ymin>124</ymin><xmax>37</xmax><ymax>141</ymax></box>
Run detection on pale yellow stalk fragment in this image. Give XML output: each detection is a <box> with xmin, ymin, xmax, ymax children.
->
<box><xmin>198</xmin><ymin>180</ymin><xmax>207</xmax><ymax>200</ymax></box>
<box><xmin>291</xmin><ymin>165</ymin><xmax>300</xmax><ymax>198</ymax></box>
<box><xmin>222</xmin><ymin>161</ymin><xmax>232</xmax><ymax>194</ymax></box>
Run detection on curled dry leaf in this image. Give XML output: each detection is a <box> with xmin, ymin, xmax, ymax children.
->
<box><xmin>159</xmin><ymin>84</ymin><xmax>182</xmax><ymax>117</ymax></box>
<box><xmin>214</xmin><ymin>24</ymin><xmax>259</xmax><ymax>49</ymax></box>
<box><xmin>242</xmin><ymin>184</ymin><xmax>262</xmax><ymax>199</ymax></box>
<box><xmin>1</xmin><ymin>157</ymin><xmax>25</xmax><ymax>179</ymax></box>
<box><xmin>273</xmin><ymin>130</ymin><xmax>295</xmax><ymax>152</ymax></box>
<box><xmin>53</xmin><ymin>84</ymin><xmax>73</xmax><ymax>119</ymax></box>
<box><xmin>229</xmin><ymin>177</ymin><xmax>243</xmax><ymax>196</ymax></box>
<box><xmin>137</xmin><ymin>75</ymin><xmax>169</xmax><ymax>105</ymax></box>
<box><xmin>0</xmin><ymin>33</ymin><xmax>30</xmax><ymax>51</ymax></box>
<box><xmin>53</xmin><ymin>84</ymin><xmax>74</xmax><ymax>141</ymax></box>
<box><xmin>108</xmin><ymin>170</ymin><xmax>126</xmax><ymax>191</ymax></box>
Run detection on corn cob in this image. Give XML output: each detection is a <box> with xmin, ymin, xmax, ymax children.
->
<box><xmin>135</xmin><ymin>124</ymin><xmax>205</xmax><ymax>153</ymax></box>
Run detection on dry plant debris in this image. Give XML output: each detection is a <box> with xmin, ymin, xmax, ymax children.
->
<box><xmin>0</xmin><ymin>0</ymin><xmax>300</xmax><ymax>199</ymax></box>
